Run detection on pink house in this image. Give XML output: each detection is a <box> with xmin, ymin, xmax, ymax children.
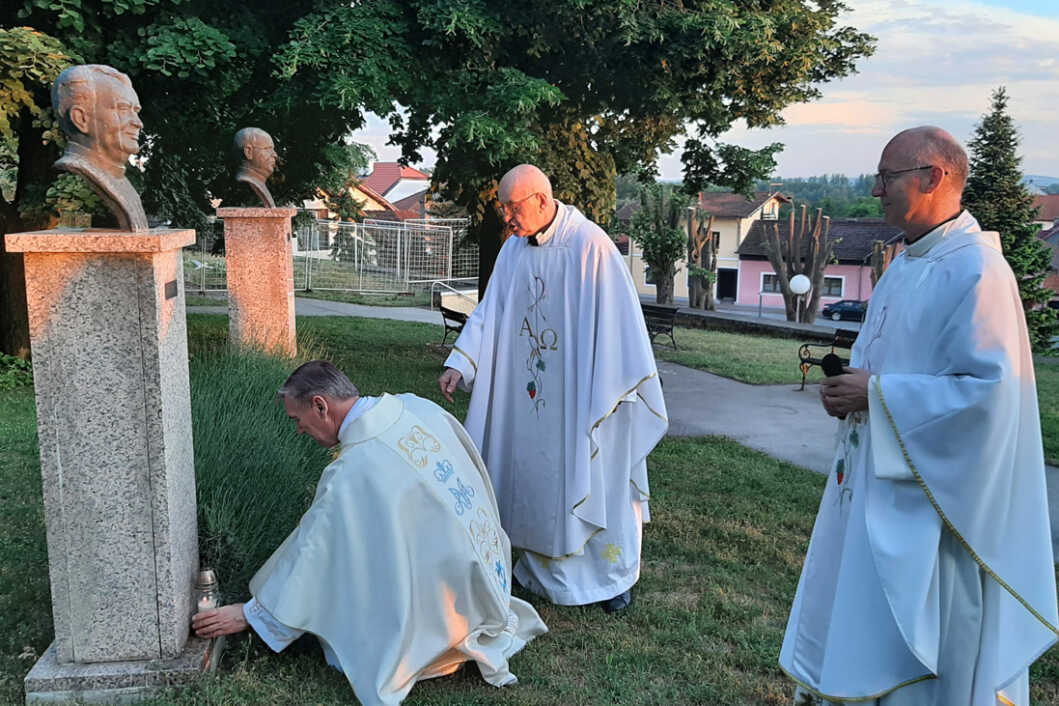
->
<box><xmin>736</xmin><ymin>219</ymin><xmax>903</xmax><ymax>312</ymax></box>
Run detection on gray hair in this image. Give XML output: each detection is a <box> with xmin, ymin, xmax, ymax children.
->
<box><xmin>52</xmin><ymin>64</ymin><xmax>133</xmax><ymax>137</ymax></box>
<box><xmin>278</xmin><ymin>360</ymin><xmax>358</xmax><ymax>403</ymax></box>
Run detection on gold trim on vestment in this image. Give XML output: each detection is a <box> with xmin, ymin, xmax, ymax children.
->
<box><xmin>873</xmin><ymin>377</ymin><xmax>1059</xmax><ymax>637</ymax></box>
<box><xmin>589</xmin><ymin>372</ymin><xmax>659</xmax><ymax>435</ymax></box>
<box><xmin>780</xmin><ymin>664</ymin><xmax>935</xmax><ymax>703</ymax></box>
<box><xmin>452</xmin><ymin>345</ymin><xmax>477</xmax><ymax>376</ymax></box>
<box><xmin>636</xmin><ymin>390</ymin><xmax>668</xmax><ymax>424</ymax></box>
<box><xmin>629</xmin><ymin>478</ymin><xmax>650</xmax><ymax>500</ymax></box>
<box><xmin>997</xmin><ymin>693</ymin><xmax>1016</xmax><ymax>706</ymax></box>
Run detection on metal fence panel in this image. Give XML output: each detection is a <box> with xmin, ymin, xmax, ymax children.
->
<box><xmin>184</xmin><ymin>215</ymin><xmax>477</xmax><ymax>294</ymax></box>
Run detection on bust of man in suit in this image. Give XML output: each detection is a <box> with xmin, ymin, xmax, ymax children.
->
<box><xmin>52</xmin><ymin>64</ymin><xmax>148</xmax><ymax>232</ymax></box>
<box><xmin>233</xmin><ymin>128</ymin><xmax>277</xmax><ymax>208</ymax></box>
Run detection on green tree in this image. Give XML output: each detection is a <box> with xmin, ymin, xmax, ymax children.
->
<box><xmin>1</xmin><ymin>2</ymin><xmax>376</xmax><ymax>354</ymax></box>
<box><xmin>0</xmin><ymin>26</ymin><xmax>80</xmax><ymax>357</ymax></box>
<box><xmin>963</xmin><ymin>87</ymin><xmax>1057</xmax><ymax>351</ymax></box>
<box><xmin>630</xmin><ymin>184</ymin><xmax>689</xmax><ymax>306</ymax></box>
<box><xmin>277</xmin><ymin>0</ymin><xmax>874</xmax><ymax>245</ymax></box>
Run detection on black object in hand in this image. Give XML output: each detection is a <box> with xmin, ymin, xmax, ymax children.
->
<box><xmin>821</xmin><ymin>353</ymin><xmax>846</xmax><ymax>377</ymax></box>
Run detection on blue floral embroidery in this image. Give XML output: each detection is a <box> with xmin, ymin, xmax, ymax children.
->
<box><xmin>434</xmin><ymin>459</ymin><xmax>454</xmax><ymax>482</ymax></box>
<box><xmin>450</xmin><ymin>477</ymin><xmax>475</xmax><ymax>515</ymax></box>
<box><xmin>495</xmin><ymin>561</ymin><xmax>506</xmax><ymax>589</ymax></box>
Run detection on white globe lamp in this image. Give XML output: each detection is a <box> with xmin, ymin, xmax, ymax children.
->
<box><xmin>789</xmin><ymin>274</ymin><xmax>811</xmax><ymax>295</ymax></box>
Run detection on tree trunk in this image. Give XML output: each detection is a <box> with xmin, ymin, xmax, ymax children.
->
<box><xmin>654</xmin><ymin>263</ymin><xmax>675</xmax><ymax>305</ymax></box>
<box><xmin>2</xmin><ymin>111</ymin><xmax>57</xmax><ymax>357</ymax></box>
<box><xmin>476</xmin><ymin>205</ymin><xmax>504</xmax><ymax>301</ymax></box>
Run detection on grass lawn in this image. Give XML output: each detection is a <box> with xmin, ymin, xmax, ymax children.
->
<box><xmin>655</xmin><ymin>326</ymin><xmax>824</xmax><ymax>386</ymax></box>
<box><xmin>659</xmin><ymin>325</ymin><xmax>1059</xmax><ymax>465</ymax></box>
<box><xmin>297</xmin><ymin>289</ymin><xmax>433</xmax><ymax>308</ymax></box>
<box><xmin>1</xmin><ymin>316</ymin><xmax>1057</xmax><ymax>704</ymax></box>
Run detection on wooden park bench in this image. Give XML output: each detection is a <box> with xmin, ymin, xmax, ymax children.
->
<box><xmin>439</xmin><ymin>305</ymin><xmax>468</xmax><ymax>345</ymax></box>
<box><xmin>797</xmin><ymin>328</ymin><xmax>858</xmax><ymax>390</ymax></box>
<box><xmin>641</xmin><ymin>303</ymin><xmax>679</xmax><ymax>350</ymax></box>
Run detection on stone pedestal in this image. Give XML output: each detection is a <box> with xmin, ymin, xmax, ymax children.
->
<box><xmin>4</xmin><ymin>228</ymin><xmax>218</xmax><ymax>702</ymax></box>
<box><xmin>216</xmin><ymin>207</ymin><xmax>297</xmax><ymax>356</ymax></box>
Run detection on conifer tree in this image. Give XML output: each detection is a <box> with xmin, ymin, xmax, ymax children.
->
<box><xmin>963</xmin><ymin>87</ymin><xmax>1057</xmax><ymax>350</ymax></box>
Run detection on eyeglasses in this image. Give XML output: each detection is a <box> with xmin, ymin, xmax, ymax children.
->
<box><xmin>873</xmin><ymin>165</ymin><xmax>939</xmax><ymax>188</ymax></box>
<box><xmin>496</xmin><ymin>192</ymin><xmax>542</xmax><ymax>217</ymax></box>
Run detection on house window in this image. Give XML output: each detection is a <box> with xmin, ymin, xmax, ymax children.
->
<box><xmin>761</xmin><ymin>273</ymin><xmax>782</xmax><ymax>293</ymax></box>
<box><xmin>762</xmin><ymin>201</ymin><xmax>779</xmax><ymax>220</ymax></box>
<box><xmin>823</xmin><ymin>276</ymin><xmax>843</xmax><ymax>297</ymax></box>
<box><xmin>644</xmin><ymin>264</ymin><xmax>658</xmax><ymax>286</ymax></box>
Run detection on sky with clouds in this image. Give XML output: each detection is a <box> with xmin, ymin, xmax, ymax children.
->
<box><xmin>351</xmin><ymin>0</ymin><xmax>1059</xmax><ymax>181</ymax></box>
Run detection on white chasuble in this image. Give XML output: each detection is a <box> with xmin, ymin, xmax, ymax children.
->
<box><xmin>249</xmin><ymin>394</ymin><xmax>547</xmax><ymax>706</ymax></box>
<box><xmin>445</xmin><ymin>202</ymin><xmax>667</xmax><ymax>604</ymax></box>
<box><xmin>781</xmin><ymin>212</ymin><xmax>1058</xmax><ymax>705</ymax></box>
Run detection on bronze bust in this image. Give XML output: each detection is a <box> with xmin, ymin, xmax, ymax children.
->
<box><xmin>51</xmin><ymin>65</ymin><xmax>148</xmax><ymax>232</ymax></box>
<box><xmin>233</xmin><ymin>128</ymin><xmax>277</xmax><ymax>208</ymax></box>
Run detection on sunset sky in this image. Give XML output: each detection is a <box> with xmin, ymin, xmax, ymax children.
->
<box><xmin>352</xmin><ymin>0</ymin><xmax>1059</xmax><ymax>181</ymax></box>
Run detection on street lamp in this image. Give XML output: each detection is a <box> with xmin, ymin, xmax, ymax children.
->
<box><xmin>790</xmin><ymin>274</ymin><xmax>811</xmax><ymax>323</ymax></box>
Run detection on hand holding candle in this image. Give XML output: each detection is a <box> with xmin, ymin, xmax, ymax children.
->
<box><xmin>192</xmin><ymin>603</ymin><xmax>248</xmax><ymax>638</ymax></box>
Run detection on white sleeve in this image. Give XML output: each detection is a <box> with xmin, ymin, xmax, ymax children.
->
<box><xmin>244</xmin><ymin>597</ymin><xmax>304</xmax><ymax>653</ymax></box>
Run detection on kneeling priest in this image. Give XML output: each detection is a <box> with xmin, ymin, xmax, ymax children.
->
<box><xmin>193</xmin><ymin>360</ymin><xmax>547</xmax><ymax>705</ymax></box>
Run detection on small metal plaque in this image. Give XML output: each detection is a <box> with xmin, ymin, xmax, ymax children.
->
<box><xmin>164</xmin><ymin>280</ymin><xmax>178</xmax><ymax>300</ymax></box>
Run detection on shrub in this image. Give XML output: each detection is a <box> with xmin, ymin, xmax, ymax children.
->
<box><xmin>0</xmin><ymin>354</ymin><xmax>33</xmax><ymax>391</ymax></box>
<box><xmin>189</xmin><ymin>348</ymin><xmax>331</xmax><ymax>600</ymax></box>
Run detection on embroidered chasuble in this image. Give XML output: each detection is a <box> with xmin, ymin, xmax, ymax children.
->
<box><xmin>445</xmin><ymin>201</ymin><xmax>668</xmax><ymax>605</ymax></box>
<box><xmin>248</xmin><ymin>393</ymin><xmax>547</xmax><ymax>706</ymax></box>
<box><xmin>781</xmin><ymin>211</ymin><xmax>1058</xmax><ymax>705</ymax></box>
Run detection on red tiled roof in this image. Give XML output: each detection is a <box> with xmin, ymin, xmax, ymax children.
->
<box><xmin>697</xmin><ymin>191</ymin><xmax>789</xmax><ymax>218</ymax></box>
<box><xmin>353</xmin><ymin>183</ymin><xmax>399</xmax><ymax>213</ymax></box>
<box><xmin>359</xmin><ymin>162</ymin><xmax>430</xmax><ymax>196</ymax></box>
<box><xmin>1033</xmin><ymin>195</ymin><xmax>1059</xmax><ymax>222</ymax></box>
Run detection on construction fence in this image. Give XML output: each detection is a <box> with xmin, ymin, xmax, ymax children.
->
<box><xmin>182</xmin><ymin>216</ymin><xmax>477</xmax><ymax>295</ymax></box>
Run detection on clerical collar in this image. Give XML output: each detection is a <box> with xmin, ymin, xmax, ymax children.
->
<box><xmin>336</xmin><ymin>395</ymin><xmax>380</xmax><ymax>440</ymax></box>
<box><xmin>904</xmin><ymin>211</ymin><xmax>965</xmax><ymax>258</ymax></box>
<box><xmin>526</xmin><ymin>202</ymin><xmax>561</xmax><ymax>246</ymax></box>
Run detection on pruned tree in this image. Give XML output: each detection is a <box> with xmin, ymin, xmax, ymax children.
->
<box><xmin>686</xmin><ymin>207</ymin><xmax>717</xmax><ymax>311</ymax></box>
<box><xmin>762</xmin><ymin>204</ymin><xmax>837</xmax><ymax>323</ymax></box>
<box><xmin>629</xmin><ymin>184</ymin><xmax>689</xmax><ymax>306</ymax></box>
<box><xmin>870</xmin><ymin>239</ymin><xmax>899</xmax><ymax>286</ymax></box>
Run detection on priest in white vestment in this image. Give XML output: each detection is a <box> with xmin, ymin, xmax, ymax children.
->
<box><xmin>193</xmin><ymin>361</ymin><xmax>547</xmax><ymax>705</ymax></box>
<box><xmin>438</xmin><ymin>164</ymin><xmax>668</xmax><ymax>613</ymax></box>
<box><xmin>781</xmin><ymin>126</ymin><xmax>1059</xmax><ymax>706</ymax></box>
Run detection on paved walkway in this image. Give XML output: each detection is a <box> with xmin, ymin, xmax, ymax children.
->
<box><xmin>188</xmin><ymin>297</ymin><xmax>1059</xmax><ymax>557</ymax></box>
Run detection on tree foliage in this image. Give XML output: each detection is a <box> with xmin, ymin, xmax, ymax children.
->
<box><xmin>630</xmin><ymin>184</ymin><xmax>690</xmax><ymax>306</ymax></box>
<box><xmin>1</xmin><ymin>0</ymin><xmax>875</xmax><ymax>354</ymax></box>
<box><xmin>274</xmin><ymin>0</ymin><xmax>874</xmax><ymax>239</ymax></box>
<box><xmin>963</xmin><ymin>87</ymin><xmax>1057</xmax><ymax>351</ymax></box>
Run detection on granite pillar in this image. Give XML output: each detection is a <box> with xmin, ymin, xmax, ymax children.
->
<box><xmin>216</xmin><ymin>207</ymin><xmax>297</xmax><ymax>356</ymax></box>
<box><xmin>4</xmin><ymin>228</ymin><xmax>217</xmax><ymax>702</ymax></box>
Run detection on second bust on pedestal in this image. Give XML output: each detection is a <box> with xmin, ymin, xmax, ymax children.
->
<box><xmin>233</xmin><ymin>128</ymin><xmax>277</xmax><ymax>208</ymax></box>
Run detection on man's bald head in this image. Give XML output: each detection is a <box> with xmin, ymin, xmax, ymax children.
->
<box><xmin>883</xmin><ymin>126</ymin><xmax>968</xmax><ymax>193</ymax></box>
<box><xmin>497</xmin><ymin>164</ymin><xmax>557</xmax><ymax>237</ymax></box>
<box><xmin>498</xmin><ymin>164</ymin><xmax>553</xmax><ymax>202</ymax></box>
<box><xmin>873</xmin><ymin>126</ymin><xmax>968</xmax><ymax>240</ymax></box>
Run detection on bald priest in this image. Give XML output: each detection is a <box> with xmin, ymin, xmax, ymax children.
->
<box><xmin>193</xmin><ymin>361</ymin><xmax>547</xmax><ymax>705</ymax></box>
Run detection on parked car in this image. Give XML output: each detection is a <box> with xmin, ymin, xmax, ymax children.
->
<box><xmin>821</xmin><ymin>299</ymin><xmax>867</xmax><ymax>322</ymax></box>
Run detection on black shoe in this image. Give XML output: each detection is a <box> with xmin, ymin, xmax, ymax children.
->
<box><xmin>599</xmin><ymin>589</ymin><xmax>633</xmax><ymax>614</ymax></box>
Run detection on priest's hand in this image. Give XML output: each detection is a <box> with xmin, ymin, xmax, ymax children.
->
<box><xmin>438</xmin><ymin>368</ymin><xmax>462</xmax><ymax>402</ymax></box>
<box><xmin>819</xmin><ymin>367</ymin><xmax>870</xmax><ymax>418</ymax></box>
<box><xmin>192</xmin><ymin>603</ymin><xmax>248</xmax><ymax>638</ymax></box>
